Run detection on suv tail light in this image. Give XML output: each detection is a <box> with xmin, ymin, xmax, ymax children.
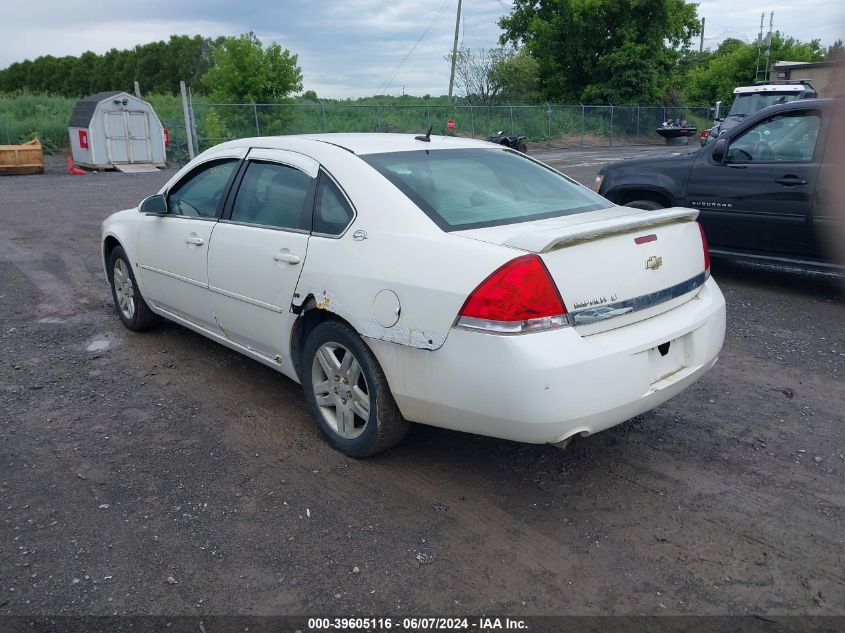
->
<box><xmin>456</xmin><ymin>255</ymin><xmax>569</xmax><ymax>334</ymax></box>
<box><xmin>698</xmin><ymin>222</ymin><xmax>711</xmax><ymax>278</ymax></box>
<box><xmin>700</xmin><ymin>130</ymin><xmax>709</xmax><ymax>140</ymax></box>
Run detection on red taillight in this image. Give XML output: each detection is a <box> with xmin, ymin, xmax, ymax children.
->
<box><xmin>698</xmin><ymin>222</ymin><xmax>710</xmax><ymax>276</ymax></box>
<box><xmin>457</xmin><ymin>255</ymin><xmax>568</xmax><ymax>333</ymax></box>
<box><xmin>163</xmin><ymin>128</ymin><xmax>170</xmax><ymax>146</ymax></box>
<box><xmin>700</xmin><ymin>130</ymin><xmax>709</xmax><ymax>139</ymax></box>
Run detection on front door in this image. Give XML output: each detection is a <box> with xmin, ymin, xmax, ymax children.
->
<box><xmin>688</xmin><ymin>108</ymin><xmax>823</xmax><ymax>256</ymax></box>
<box><xmin>207</xmin><ymin>149</ymin><xmax>319</xmax><ymax>363</ymax></box>
<box><xmin>137</xmin><ymin>157</ymin><xmax>241</xmax><ymax>329</ymax></box>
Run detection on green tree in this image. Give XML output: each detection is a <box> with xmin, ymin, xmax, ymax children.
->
<box><xmin>827</xmin><ymin>39</ymin><xmax>844</xmax><ymax>62</ymax></box>
<box><xmin>202</xmin><ymin>32</ymin><xmax>302</xmax><ymax>103</ymax></box>
<box><xmin>447</xmin><ymin>48</ymin><xmax>506</xmax><ymax>105</ymax></box>
<box><xmin>490</xmin><ymin>50</ymin><xmax>540</xmax><ymax>103</ymax></box>
<box><xmin>447</xmin><ymin>47</ymin><xmax>540</xmax><ymax>105</ymax></box>
<box><xmin>0</xmin><ymin>35</ymin><xmax>214</xmax><ymax>97</ymax></box>
<box><xmin>499</xmin><ymin>0</ymin><xmax>700</xmax><ymax>103</ymax></box>
<box><xmin>685</xmin><ymin>33</ymin><xmax>825</xmax><ymax>105</ymax></box>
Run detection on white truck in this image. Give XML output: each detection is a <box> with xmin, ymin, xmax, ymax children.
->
<box><xmin>700</xmin><ymin>80</ymin><xmax>817</xmax><ymax>145</ymax></box>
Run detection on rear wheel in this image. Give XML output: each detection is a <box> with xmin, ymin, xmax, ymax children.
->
<box><xmin>108</xmin><ymin>246</ymin><xmax>160</xmax><ymax>331</ymax></box>
<box><xmin>517</xmin><ymin>141</ymin><xmax>528</xmax><ymax>154</ymax></box>
<box><xmin>302</xmin><ymin>320</ymin><xmax>409</xmax><ymax>457</ymax></box>
<box><xmin>625</xmin><ymin>199</ymin><xmax>665</xmax><ymax>210</ymax></box>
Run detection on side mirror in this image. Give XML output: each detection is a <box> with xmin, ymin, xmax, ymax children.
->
<box><xmin>711</xmin><ymin>138</ymin><xmax>727</xmax><ymax>164</ymax></box>
<box><xmin>139</xmin><ymin>194</ymin><xmax>167</xmax><ymax>215</ymax></box>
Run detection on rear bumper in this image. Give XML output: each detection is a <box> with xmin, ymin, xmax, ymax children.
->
<box><xmin>368</xmin><ymin>278</ymin><xmax>726</xmax><ymax>444</ymax></box>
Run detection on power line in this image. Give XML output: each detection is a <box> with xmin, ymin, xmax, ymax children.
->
<box><xmin>375</xmin><ymin>0</ymin><xmax>452</xmax><ymax>95</ymax></box>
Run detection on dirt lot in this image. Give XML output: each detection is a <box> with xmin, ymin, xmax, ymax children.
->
<box><xmin>1</xmin><ymin>148</ymin><xmax>844</xmax><ymax>618</ymax></box>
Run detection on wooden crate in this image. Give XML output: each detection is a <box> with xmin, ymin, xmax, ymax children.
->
<box><xmin>0</xmin><ymin>138</ymin><xmax>44</xmax><ymax>175</ymax></box>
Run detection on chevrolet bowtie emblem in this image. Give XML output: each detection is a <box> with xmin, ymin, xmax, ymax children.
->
<box><xmin>645</xmin><ymin>255</ymin><xmax>663</xmax><ymax>270</ymax></box>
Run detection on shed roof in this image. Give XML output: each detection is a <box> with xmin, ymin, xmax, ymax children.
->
<box><xmin>68</xmin><ymin>91</ymin><xmax>126</xmax><ymax>128</ymax></box>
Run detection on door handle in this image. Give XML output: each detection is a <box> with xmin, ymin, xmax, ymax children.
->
<box><xmin>775</xmin><ymin>175</ymin><xmax>808</xmax><ymax>186</ymax></box>
<box><xmin>273</xmin><ymin>252</ymin><xmax>301</xmax><ymax>265</ymax></box>
<box><xmin>185</xmin><ymin>236</ymin><xmax>204</xmax><ymax>246</ymax></box>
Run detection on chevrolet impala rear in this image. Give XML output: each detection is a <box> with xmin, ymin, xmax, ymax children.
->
<box><xmin>359</xmin><ymin>146</ymin><xmax>725</xmax><ymax>445</ymax></box>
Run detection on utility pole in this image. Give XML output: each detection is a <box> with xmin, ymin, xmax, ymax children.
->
<box><xmin>447</xmin><ymin>0</ymin><xmax>463</xmax><ymax>104</ymax></box>
<box><xmin>699</xmin><ymin>17</ymin><xmax>705</xmax><ymax>53</ymax></box>
<box><xmin>763</xmin><ymin>12</ymin><xmax>775</xmax><ymax>82</ymax></box>
<box><xmin>754</xmin><ymin>12</ymin><xmax>765</xmax><ymax>81</ymax></box>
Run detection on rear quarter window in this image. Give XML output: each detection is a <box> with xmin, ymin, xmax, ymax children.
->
<box><xmin>362</xmin><ymin>148</ymin><xmax>609</xmax><ymax>231</ymax></box>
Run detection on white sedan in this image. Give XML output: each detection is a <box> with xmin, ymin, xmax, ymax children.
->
<box><xmin>101</xmin><ymin>134</ymin><xmax>725</xmax><ymax>456</ymax></box>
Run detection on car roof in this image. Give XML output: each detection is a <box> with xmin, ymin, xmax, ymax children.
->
<box><xmin>218</xmin><ymin>133</ymin><xmax>497</xmax><ymax>156</ymax></box>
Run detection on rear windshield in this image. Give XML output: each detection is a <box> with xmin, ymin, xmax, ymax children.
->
<box><xmin>729</xmin><ymin>92</ymin><xmax>804</xmax><ymax>116</ymax></box>
<box><xmin>361</xmin><ymin>148</ymin><xmax>609</xmax><ymax>231</ymax></box>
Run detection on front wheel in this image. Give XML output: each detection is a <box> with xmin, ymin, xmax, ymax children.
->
<box><xmin>302</xmin><ymin>320</ymin><xmax>409</xmax><ymax>457</ymax></box>
<box><xmin>108</xmin><ymin>246</ymin><xmax>160</xmax><ymax>331</ymax></box>
<box><xmin>517</xmin><ymin>141</ymin><xmax>528</xmax><ymax>154</ymax></box>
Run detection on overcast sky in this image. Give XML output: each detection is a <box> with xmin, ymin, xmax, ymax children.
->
<box><xmin>1</xmin><ymin>0</ymin><xmax>842</xmax><ymax>98</ymax></box>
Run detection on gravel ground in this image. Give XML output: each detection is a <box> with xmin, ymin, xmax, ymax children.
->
<box><xmin>1</xmin><ymin>148</ymin><xmax>843</xmax><ymax>617</ymax></box>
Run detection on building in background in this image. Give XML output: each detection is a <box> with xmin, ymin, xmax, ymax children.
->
<box><xmin>770</xmin><ymin>60</ymin><xmax>844</xmax><ymax>96</ymax></box>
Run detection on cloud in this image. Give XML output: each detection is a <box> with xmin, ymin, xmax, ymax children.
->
<box><xmin>0</xmin><ymin>0</ymin><xmax>841</xmax><ymax>98</ymax></box>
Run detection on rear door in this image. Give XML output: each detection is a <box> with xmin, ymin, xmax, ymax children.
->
<box><xmin>206</xmin><ymin>149</ymin><xmax>318</xmax><ymax>362</ymax></box>
<box><xmin>687</xmin><ymin>107</ymin><xmax>824</xmax><ymax>256</ymax></box>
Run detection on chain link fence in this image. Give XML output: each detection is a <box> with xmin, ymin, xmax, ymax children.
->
<box><xmin>162</xmin><ymin>102</ymin><xmax>712</xmax><ymax>165</ymax></box>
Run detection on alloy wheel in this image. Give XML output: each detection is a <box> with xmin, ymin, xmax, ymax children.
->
<box><xmin>311</xmin><ymin>342</ymin><xmax>371</xmax><ymax>439</ymax></box>
<box><xmin>112</xmin><ymin>258</ymin><xmax>136</xmax><ymax>320</ymax></box>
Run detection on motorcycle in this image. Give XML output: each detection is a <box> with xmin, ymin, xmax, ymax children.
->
<box><xmin>486</xmin><ymin>131</ymin><xmax>528</xmax><ymax>153</ymax></box>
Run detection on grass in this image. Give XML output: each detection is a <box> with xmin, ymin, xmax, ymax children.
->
<box><xmin>0</xmin><ymin>93</ymin><xmax>76</xmax><ymax>152</ymax></box>
<box><xmin>0</xmin><ymin>92</ymin><xmax>711</xmax><ymax>162</ymax></box>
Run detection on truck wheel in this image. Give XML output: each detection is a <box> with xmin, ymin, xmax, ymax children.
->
<box><xmin>625</xmin><ymin>200</ymin><xmax>665</xmax><ymax>211</ymax></box>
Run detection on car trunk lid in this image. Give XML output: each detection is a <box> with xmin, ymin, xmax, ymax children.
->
<box><xmin>453</xmin><ymin>206</ymin><xmax>707</xmax><ymax>335</ymax></box>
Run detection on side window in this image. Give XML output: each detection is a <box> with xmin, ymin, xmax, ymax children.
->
<box><xmin>313</xmin><ymin>175</ymin><xmax>354</xmax><ymax>235</ymax></box>
<box><xmin>230</xmin><ymin>161</ymin><xmax>313</xmax><ymax>230</ymax></box>
<box><xmin>727</xmin><ymin>111</ymin><xmax>820</xmax><ymax>163</ymax></box>
<box><xmin>168</xmin><ymin>159</ymin><xmax>238</xmax><ymax>218</ymax></box>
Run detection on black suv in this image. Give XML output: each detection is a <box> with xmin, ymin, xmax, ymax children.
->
<box><xmin>596</xmin><ymin>98</ymin><xmax>841</xmax><ymax>270</ymax></box>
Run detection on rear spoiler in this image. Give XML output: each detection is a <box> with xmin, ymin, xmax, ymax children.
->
<box><xmin>503</xmin><ymin>207</ymin><xmax>700</xmax><ymax>253</ymax></box>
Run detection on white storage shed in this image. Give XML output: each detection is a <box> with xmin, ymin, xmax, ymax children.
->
<box><xmin>68</xmin><ymin>91</ymin><xmax>167</xmax><ymax>170</ymax></box>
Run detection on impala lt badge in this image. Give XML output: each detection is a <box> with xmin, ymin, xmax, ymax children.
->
<box><xmin>646</xmin><ymin>255</ymin><xmax>663</xmax><ymax>270</ymax></box>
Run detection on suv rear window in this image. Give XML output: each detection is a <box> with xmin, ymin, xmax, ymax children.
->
<box><xmin>362</xmin><ymin>148</ymin><xmax>609</xmax><ymax>231</ymax></box>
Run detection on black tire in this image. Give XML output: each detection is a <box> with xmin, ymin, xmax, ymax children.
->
<box><xmin>625</xmin><ymin>199</ymin><xmax>665</xmax><ymax>210</ymax></box>
<box><xmin>302</xmin><ymin>320</ymin><xmax>409</xmax><ymax>457</ymax></box>
<box><xmin>108</xmin><ymin>245</ymin><xmax>161</xmax><ymax>331</ymax></box>
<box><xmin>517</xmin><ymin>141</ymin><xmax>528</xmax><ymax>154</ymax></box>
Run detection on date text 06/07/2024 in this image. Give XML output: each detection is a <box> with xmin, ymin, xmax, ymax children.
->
<box><xmin>307</xmin><ymin>617</ymin><xmax>528</xmax><ymax>630</ymax></box>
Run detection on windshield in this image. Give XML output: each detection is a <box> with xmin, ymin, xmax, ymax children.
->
<box><xmin>361</xmin><ymin>148</ymin><xmax>610</xmax><ymax>231</ymax></box>
<box><xmin>728</xmin><ymin>92</ymin><xmax>802</xmax><ymax>116</ymax></box>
